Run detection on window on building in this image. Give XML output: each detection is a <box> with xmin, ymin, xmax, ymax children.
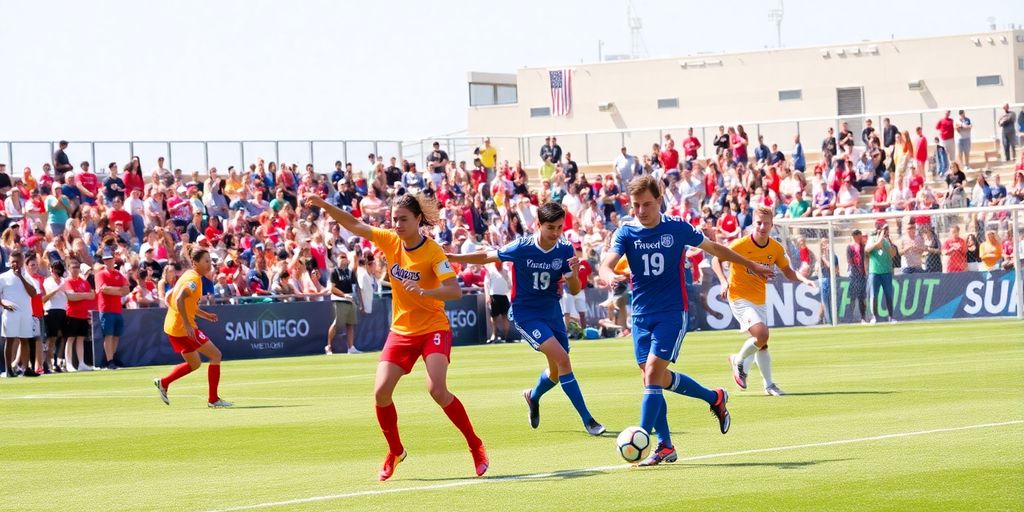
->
<box><xmin>1018</xmin><ymin>57</ymin><xmax>1024</xmax><ymax>71</ymax></box>
<box><xmin>976</xmin><ymin>75</ymin><xmax>1002</xmax><ymax>87</ymax></box>
<box><xmin>530</xmin><ymin>107</ymin><xmax>551</xmax><ymax>118</ymax></box>
<box><xmin>657</xmin><ymin>98</ymin><xmax>679</xmax><ymax>109</ymax></box>
<box><xmin>469</xmin><ymin>83</ymin><xmax>518</xmax><ymax>106</ymax></box>
<box><xmin>778</xmin><ymin>89</ymin><xmax>802</xmax><ymax>101</ymax></box>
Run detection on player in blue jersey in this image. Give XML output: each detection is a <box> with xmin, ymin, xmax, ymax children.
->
<box><xmin>447</xmin><ymin>203</ymin><xmax>606</xmax><ymax>436</ymax></box>
<box><xmin>598</xmin><ymin>175</ymin><xmax>774</xmax><ymax>466</ymax></box>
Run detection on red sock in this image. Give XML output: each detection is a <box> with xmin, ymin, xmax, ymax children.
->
<box><xmin>207</xmin><ymin>364</ymin><xmax>221</xmax><ymax>403</ymax></box>
<box><xmin>375</xmin><ymin>403</ymin><xmax>404</xmax><ymax>455</ymax></box>
<box><xmin>442</xmin><ymin>396</ymin><xmax>481</xmax><ymax>449</ymax></box>
<box><xmin>161</xmin><ymin>363</ymin><xmax>193</xmax><ymax>389</ymax></box>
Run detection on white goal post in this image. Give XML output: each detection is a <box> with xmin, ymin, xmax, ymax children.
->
<box><xmin>774</xmin><ymin>204</ymin><xmax>1024</xmax><ymax>326</ymax></box>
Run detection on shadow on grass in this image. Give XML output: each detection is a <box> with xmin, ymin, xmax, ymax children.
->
<box><xmin>678</xmin><ymin>458</ymin><xmax>853</xmax><ymax>470</ymax></box>
<box><xmin>222</xmin><ymin>405</ymin><xmax>311</xmax><ymax>409</ymax></box>
<box><xmin>779</xmin><ymin>391</ymin><xmax>897</xmax><ymax>397</ymax></box>
<box><xmin>405</xmin><ymin>467</ymin><xmax>609</xmax><ymax>483</ymax></box>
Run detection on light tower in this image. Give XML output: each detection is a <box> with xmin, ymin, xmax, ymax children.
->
<box><xmin>768</xmin><ymin>0</ymin><xmax>785</xmax><ymax>48</ymax></box>
<box><xmin>627</xmin><ymin>1</ymin><xmax>648</xmax><ymax>59</ymax></box>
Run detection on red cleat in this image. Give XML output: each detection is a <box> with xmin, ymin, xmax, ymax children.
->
<box><xmin>470</xmin><ymin>444</ymin><xmax>489</xmax><ymax>477</ymax></box>
<box><xmin>378</xmin><ymin>450</ymin><xmax>407</xmax><ymax>482</ymax></box>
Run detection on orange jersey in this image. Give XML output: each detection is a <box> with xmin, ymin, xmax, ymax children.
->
<box><xmin>727</xmin><ymin>235</ymin><xmax>790</xmax><ymax>305</ymax></box>
<box><xmin>163</xmin><ymin>269</ymin><xmax>202</xmax><ymax>336</ymax></box>
<box><xmin>371</xmin><ymin>227</ymin><xmax>456</xmax><ymax>336</ymax></box>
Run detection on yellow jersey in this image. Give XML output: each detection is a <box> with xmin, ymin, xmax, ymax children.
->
<box><xmin>164</xmin><ymin>269</ymin><xmax>202</xmax><ymax>336</ymax></box>
<box><xmin>726</xmin><ymin>235</ymin><xmax>790</xmax><ymax>305</ymax></box>
<box><xmin>371</xmin><ymin>227</ymin><xmax>456</xmax><ymax>335</ymax></box>
<box><xmin>479</xmin><ymin>146</ymin><xmax>497</xmax><ymax>168</ymax></box>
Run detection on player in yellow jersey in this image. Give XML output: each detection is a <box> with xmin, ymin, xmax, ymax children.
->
<box><xmin>711</xmin><ymin>206</ymin><xmax>816</xmax><ymax>396</ymax></box>
<box><xmin>305</xmin><ymin>193</ymin><xmax>487</xmax><ymax>482</ymax></box>
<box><xmin>153</xmin><ymin>248</ymin><xmax>232</xmax><ymax>408</ymax></box>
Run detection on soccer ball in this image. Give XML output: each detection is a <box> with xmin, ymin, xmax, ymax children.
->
<box><xmin>616</xmin><ymin>426</ymin><xmax>651</xmax><ymax>463</ymax></box>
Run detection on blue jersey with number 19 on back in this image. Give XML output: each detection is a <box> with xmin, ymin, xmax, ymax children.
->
<box><xmin>611</xmin><ymin>214</ymin><xmax>705</xmax><ymax>316</ymax></box>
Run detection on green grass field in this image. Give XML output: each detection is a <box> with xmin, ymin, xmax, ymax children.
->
<box><xmin>3</xmin><ymin>319</ymin><xmax>1023</xmax><ymax>511</ymax></box>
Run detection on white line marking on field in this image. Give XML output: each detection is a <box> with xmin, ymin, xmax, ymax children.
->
<box><xmin>203</xmin><ymin>420</ymin><xmax>1024</xmax><ymax>512</ymax></box>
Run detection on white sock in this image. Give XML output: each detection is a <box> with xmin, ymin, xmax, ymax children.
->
<box><xmin>737</xmin><ymin>337</ymin><xmax>759</xmax><ymax>365</ymax></box>
<box><xmin>743</xmin><ymin>354</ymin><xmax>755</xmax><ymax>375</ymax></box>
<box><xmin>755</xmin><ymin>349</ymin><xmax>773</xmax><ymax>388</ymax></box>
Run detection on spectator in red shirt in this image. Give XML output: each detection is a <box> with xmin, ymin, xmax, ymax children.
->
<box><xmin>63</xmin><ymin>258</ymin><xmax>95</xmax><ymax>372</ymax></box>
<box><xmin>942</xmin><ymin>225</ymin><xmax>968</xmax><ymax>272</ymax></box>
<box><xmin>76</xmin><ymin>162</ymin><xmax>100</xmax><ymax>205</ymax></box>
<box><xmin>914</xmin><ymin>126</ymin><xmax>928</xmax><ymax>177</ymax></box>
<box><xmin>682</xmin><ymin>127</ymin><xmax>701</xmax><ymax>161</ymax></box>
<box><xmin>935</xmin><ymin>110</ymin><xmax>955</xmax><ymax>167</ymax></box>
<box><xmin>96</xmin><ymin>248</ymin><xmax>130</xmax><ymax>370</ymax></box>
<box><xmin>659</xmin><ymin>139</ymin><xmax>679</xmax><ymax>173</ymax></box>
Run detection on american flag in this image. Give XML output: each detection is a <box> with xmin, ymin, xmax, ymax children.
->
<box><xmin>549</xmin><ymin>69</ymin><xmax>572</xmax><ymax>116</ymax></box>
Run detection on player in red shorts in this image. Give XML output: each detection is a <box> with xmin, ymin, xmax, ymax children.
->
<box><xmin>306</xmin><ymin>193</ymin><xmax>487</xmax><ymax>481</ymax></box>
<box><xmin>153</xmin><ymin>248</ymin><xmax>232</xmax><ymax>408</ymax></box>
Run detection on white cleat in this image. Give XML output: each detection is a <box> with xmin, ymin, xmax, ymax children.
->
<box><xmin>764</xmin><ymin>384</ymin><xmax>786</xmax><ymax>396</ymax></box>
<box><xmin>154</xmin><ymin>378</ymin><xmax>170</xmax><ymax>405</ymax></box>
<box><xmin>208</xmin><ymin>399</ymin><xmax>234</xmax><ymax>408</ymax></box>
<box><xmin>347</xmin><ymin>347</ymin><xmax>363</xmax><ymax>354</ymax></box>
<box><xmin>889</xmin><ymin>318</ymin><xmax>898</xmax><ymax>324</ymax></box>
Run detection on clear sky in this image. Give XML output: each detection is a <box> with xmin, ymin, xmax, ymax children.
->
<box><xmin>2</xmin><ymin>0</ymin><xmax>1020</xmax><ymax>145</ymax></box>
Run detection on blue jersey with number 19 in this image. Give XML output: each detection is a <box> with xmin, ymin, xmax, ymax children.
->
<box><xmin>498</xmin><ymin>235</ymin><xmax>575</xmax><ymax>317</ymax></box>
<box><xmin>611</xmin><ymin>214</ymin><xmax>705</xmax><ymax>316</ymax></box>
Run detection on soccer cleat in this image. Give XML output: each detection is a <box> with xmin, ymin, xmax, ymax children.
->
<box><xmin>347</xmin><ymin>346</ymin><xmax>363</xmax><ymax>354</ymax></box>
<box><xmin>729</xmin><ymin>355</ymin><xmax>748</xmax><ymax>390</ymax></box>
<box><xmin>889</xmin><ymin>318</ymin><xmax>898</xmax><ymax>324</ymax></box>
<box><xmin>585</xmin><ymin>418</ymin><xmax>606</xmax><ymax>436</ymax></box>
<box><xmin>523</xmin><ymin>389</ymin><xmax>540</xmax><ymax>429</ymax></box>
<box><xmin>637</xmin><ymin>442</ymin><xmax>678</xmax><ymax>466</ymax></box>
<box><xmin>378</xmin><ymin>450</ymin><xmax>407</xmax><ymax>481</ymax></box>
<box><xmin>470</xmin><ymin>444</ymin><xmax>489</xmax><ymax>477</ymax></box>
<box><xmin>710</xmin><ymin>388</ymin><xmax>731</xmax><ymax>434</ymax></box>
<box><xmin>765</xmin><ymin>384</ymin><xmax>786</xmax><ymax>396</ymax></box>
<box><xmin>153</xmin><ymin>378</ymin><xmax>170</xmax><ymax>405</ymax></box>
<box><xmin>207</xmin><ymin>399</ymin><xmax>234</xmax><ymax>408</ymax></box>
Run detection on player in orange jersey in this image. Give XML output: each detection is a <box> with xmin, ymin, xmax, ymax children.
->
<box><xmin>153</xmin><ymin>248</ymin><xmax>232</xmax><ymax>408</ymax></box>
<box><xmin>711</xmin><ymin>206</ymin><xmax>816</xmax><ymax>396</ymax></box>
<box><xmin>305</xmin><ymin>193</ymin><xmax>487</xmax><ymax>482</ymax></box>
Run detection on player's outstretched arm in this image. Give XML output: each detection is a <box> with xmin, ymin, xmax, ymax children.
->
<box><xmin>699</xmin><ymin>239</ymin><xmax>774</xmax><ymax>281</ymax></box>
<box><xmin>303</xmin><ymin>194</ymin><xmax>373</xmax><ymax>239</ymax></box>
<box><xmin>781</xmin><ymin>265</ymin><xmax>817</xmax><ymax>288</ymax></box>
<box><xmin>446</xmin><ymin>250</ymin><xmax>499</xmax><ymax>265</ymax></box>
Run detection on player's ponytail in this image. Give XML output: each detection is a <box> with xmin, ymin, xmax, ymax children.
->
<box><xmin>395</xmin><ymin>192</ymin><xmax>440</xmax><ymax>227</ymax></box>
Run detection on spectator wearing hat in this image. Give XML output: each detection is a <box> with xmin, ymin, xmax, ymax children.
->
<box><xmin>96</xmin><ymin>248</ymin><xmax>129</xmax><ymax>369</ymax></box>
<box><xmin>1</xmin><ymin>251</ymin><xmax>39</xmax><ymax>377</ymax></box>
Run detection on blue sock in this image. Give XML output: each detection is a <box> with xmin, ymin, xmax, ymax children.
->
<box><xmin>640</xmin><ymin>385</ymin><xmax>665</xmax><ymax>434</ymax></box>
<box><xmin>530</xmin><ymin>369</ymin><xmax>557</xmax><ymax>402</ymax></box>
<box><xmin>653</xmin><ymin>401</ymin><xmax>672</xmax><ymax>448</ymax></box>
<box><xmin>558</xmin><ymin>372</ymin><xmax>593</xmax><ymax>424</ymax></box>
<box><xmin>667</xmin><ymin>371</ymin><xmax>717</xmax><ymax>405</ymax></box>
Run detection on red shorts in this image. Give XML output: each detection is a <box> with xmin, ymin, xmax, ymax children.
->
<box><xmin>381</xmin><ymin>329</ymin><xmax>452</xmax><ymax>374</ymax></box>
<box><xmin>168</xmin><ymin>329</ymin><xmax>210</xmax><ymax>354</ymax></box>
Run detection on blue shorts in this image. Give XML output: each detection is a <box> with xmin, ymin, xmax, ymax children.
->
<box><xmin>632</xmin><ymin>312</ymin><xmax>686</xmax><ymax>365</ymax></box>
<box><xmin>512</xmin><ymin>311</ymin><xmax>569</xmax><ymax>353</ymax></box>
<box><xmin>99</xmin><ymin>312</ymin><xmax>124</xmax><ymax>337</ymax></box>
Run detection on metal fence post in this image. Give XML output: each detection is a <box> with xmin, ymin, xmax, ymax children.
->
<box><xmin>701</xmin><ymin>127</ymin><xmax>707</xmax><ymax>158</ymax></box>
<box><xmin>203</xmin><ymin>142</ymin><xmax>209</xmax><ymax>171</ymax></box>
<box><xmin>165</xmin><ymin>141</ymin><xmax>172</xmax><ymax>170</ymax></box>
<box><xmin>49</xmin><ymin>142</ymin><xmax>55</xmax><ymax>168</ymax></box>
<box><xmin>584</xmin><ymin>134</ymin><xmax>590</xmax><ymax>164</ymax></box>
<box><xmin>129</xmin><ymin>141</ymin><xmax>135</xmax><ymax>160</ymax></box>
<box><xmin>827</xmin><ymin>221</ymin><xmax>838</xmax><ymax>327</ymax></box>
<box><xmin>342</xmin><ymin>141</ymin><xmax>348</xmax><ymax>166</ymax></box>
<box><xmin>274</xmin><ymin>141</ymin><xmax>280</xmax><ymax>165</ymax></box>
<box><xmin>308</xmin><ymin>141</ymin><xmax>314</xmax><ymax>167</ymax></box>
<box><xmin>90</xmin><ymin>142</ymin><xmax>96</xmax><ymax>172</ymax></box>
<box><xmin>373</xmin><ymin>141</ymin><xmax>379</xmax><ymax>159</ymax></box>
<box><xmin>1013</xmin><ymin>210</ymin><xmax>1023</xmax><ymax>320</ymax></box>
<box><xmin>239</xmin><ymin>142</ymin><xmax>245</xmax><ymax>172</ymax></box>
<box><xmin>6</xmin><ymin>143</ymin><xmax>12</xmax><ymax>171</ymax></box>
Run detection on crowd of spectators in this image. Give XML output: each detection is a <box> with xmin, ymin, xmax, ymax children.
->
<box><xmin>2</xmin><ymin>104</ymin><xmax>1022</xmax><ymax>376</ymax></box>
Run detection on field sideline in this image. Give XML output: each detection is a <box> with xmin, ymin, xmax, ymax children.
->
<box><xmin>3</xmin><ymin>319</ymin><xmax>1022</xmax><ymax>511</ymax></box>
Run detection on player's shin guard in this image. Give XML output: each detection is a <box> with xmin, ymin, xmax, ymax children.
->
<box><xmin>558</xmin><ymin>372</ymin><xmax>593</xmax><ymax>424</ymax></box>
<box><xmin>207</xmin><ymin>364</ymin><xmax>221</xmax><ymax>403</ymax></box>
<box><xmin>667</xmin><ymin>371</ymin><xmax>717</xmax><ymax>405</ymax></box>
<box><xmin>160</xmin><ymin>363</ymin><xmax>193</xmax><ymax>389</ymax></box>
<box><xmin>640</xmin><ymin>385</ymin><xmax>665</xmax><ymax>435</ymax></box>
<box><xmin>442</xmin><ymin>396</ymin><xmax>482</xmax><ymax>449</ymax></box>
<box><xmin>530</xmin><ymin>369</ymin><xmax>557</xmax><ymax>402</ymax></box>
<box><xmin>375</xmin><ymin>403</ymin><xmax>404</xmax><ymax>455</ymax></box>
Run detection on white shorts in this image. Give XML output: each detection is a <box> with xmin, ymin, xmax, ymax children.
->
<box><xmin>559</xmin><ymin>291</ymin><xmax>587</xmax><ymax>318</ymax></box>
<box><xmin>730</xmin><ymin>299</ymin><xmax>768</xmax><ymax>333</ymax></box>
<box><xmin>2</xmin><ymin>311</ymin><xmax>35</xmax><ymax>339</ymax></box>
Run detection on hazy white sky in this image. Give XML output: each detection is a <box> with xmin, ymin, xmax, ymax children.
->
<box><xmin>2</xmin><ymin>0</ymin><xmax>1021</xmax><ymax>146</ymax></box>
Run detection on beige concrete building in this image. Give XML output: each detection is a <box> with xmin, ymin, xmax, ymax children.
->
<box><xmin>467</xmin><ymin>30</ymin><xmax>1024</xmax><ymax>166</ymax></box>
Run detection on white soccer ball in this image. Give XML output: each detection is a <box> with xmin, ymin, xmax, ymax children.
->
<box><xmin>616</xmin><ymin>426</ymin><xmax>651</xmax><ymax>463</ymax></box>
